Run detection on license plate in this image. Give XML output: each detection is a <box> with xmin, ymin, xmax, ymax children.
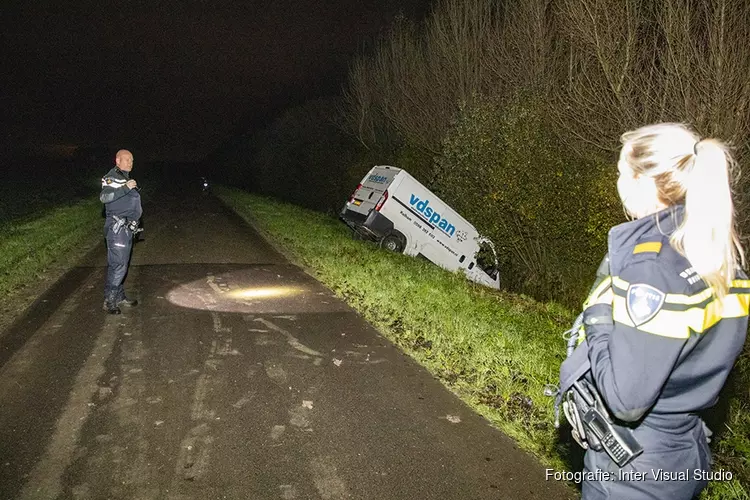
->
<box><xmin>353</xmin><ymin>200</ymin><xmax>362</xmax><ymax>206</ymax></box>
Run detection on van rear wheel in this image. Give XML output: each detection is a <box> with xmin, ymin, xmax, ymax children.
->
<box><xmin>380</xmin><ymin>233</ymin><xmax>405</xmax><ymax>253</ymax></box>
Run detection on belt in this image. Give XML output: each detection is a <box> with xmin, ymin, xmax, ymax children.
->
<box><xmin>109</xmin><ymin>215</ymin><xmax>138</xmax><ymax>235</ymax></box>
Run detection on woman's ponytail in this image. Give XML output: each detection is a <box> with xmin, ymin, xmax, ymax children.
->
<box><xmin>670</xmin><ymin>139</ymin><xmax>745</xmax><ymax>298</ymax></box>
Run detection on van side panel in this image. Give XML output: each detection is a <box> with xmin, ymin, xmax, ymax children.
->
<box><xmin>379</xmin><ymin>172</ymin><xmax>477</xmax><ymax>273</ymax></box>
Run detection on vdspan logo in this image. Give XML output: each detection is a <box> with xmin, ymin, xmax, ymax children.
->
<box><xmin>408</xmin><ymin>194</ymin><xmax>456</xmax><ymax>237</ymax></box>
<box><xmin>368</xmin><ymin>174</ymin><xmax>388</xmax><ymax>184</ymax></box>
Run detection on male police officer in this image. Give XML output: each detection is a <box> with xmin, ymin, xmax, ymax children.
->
<box><xmin>100</xmin><ymin>149</ymin><xmax>142</xmax><ymax>314</ymax></box>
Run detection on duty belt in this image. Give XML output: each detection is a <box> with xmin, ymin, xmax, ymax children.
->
<box><xmin>111</xmin><ymin>215</ymin><xmax>141</xmax><ymax>235</ymax></box>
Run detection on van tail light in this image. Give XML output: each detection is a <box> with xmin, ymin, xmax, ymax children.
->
<box><xmin>349</xmin><ymin>184</ymin><xmax>362</xmax><ymax>203</ymax></box>
<box><xmin>375</xmin><ymin>190</ymin><xmax>389</xmax><ymax>211</ymax></box>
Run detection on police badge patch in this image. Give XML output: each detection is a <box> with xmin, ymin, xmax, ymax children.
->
<box><xmin>626</xmin><ymin>284</ymin><xmax>666</xmax><ymax>326</ymax></box>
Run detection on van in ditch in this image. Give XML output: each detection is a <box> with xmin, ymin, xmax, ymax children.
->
<box><xmin>339</xmin><ymin>165</ymin><xmax>500</xmax><ymax>289</ymax></box>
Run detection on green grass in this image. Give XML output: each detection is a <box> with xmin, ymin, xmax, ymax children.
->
<box><xmin>216</xmin><ymin>186</ymin><xmax>750</xmax><ymax>499</ymax></box>
<box><xmin>0</xmin><ymin>197</ymin><xmax>102</xmax><ymax>300</ymax></box>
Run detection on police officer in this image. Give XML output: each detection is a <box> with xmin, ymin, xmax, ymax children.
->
<box><xmin>560</xmin><ymin>123</ymin><xmax>748</xmax><ymax>499</ymax></box>
<box><xmin>100</xmin><ymin>149</ymin><xmax>142</xmax><ymax>314</ymax></box>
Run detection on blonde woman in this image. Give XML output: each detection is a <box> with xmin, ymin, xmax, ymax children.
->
<box><xmin>561</xmin><ymin>123</ymin><xmax>748</xmax><ymax>499</ymax></box>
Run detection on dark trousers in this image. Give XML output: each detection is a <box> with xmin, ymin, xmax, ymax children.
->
<box><xmin>104</xmin><ymin>222</ymin><xmax>133</xmax><ymax>303</ymax></box>
<box><xmin>582</xmin><ymin>421</ymin><xmax>711</xmax><ymax>499</ymax></box>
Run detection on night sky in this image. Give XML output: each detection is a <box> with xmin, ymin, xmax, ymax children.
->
<box><xmin>1</xmin><ymin>0</ymin><xmax>432</xmax><ymax>162</ymax></box>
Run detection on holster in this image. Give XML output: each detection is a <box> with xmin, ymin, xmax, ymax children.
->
<box><xmin>111</xmin><ymin>216</ymin><xmax>141</xmax><ymax>236</ymax></box>
<box><xmin>564</xmin><ymin>378</ymin><xmax>644</xmax><ymax>467</ymax></box>
<box><xmin>111</xmin><ymin>216</ymin><xmax>126</xmax><ymax>234</ymax></box>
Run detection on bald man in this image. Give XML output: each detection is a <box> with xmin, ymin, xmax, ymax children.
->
<box><xmin>100</xmin><ymin>149</ymin><xmax>143</xmax><ymax>314</ymax></box>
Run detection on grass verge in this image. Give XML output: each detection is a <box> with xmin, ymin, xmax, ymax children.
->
<box><xmin>0</xmin><ymin>197</ymin><xmax>103</xmax><ymax>334</ymax></box>
<box><xmin>216</xmin><ymin>186</ymin><xmax>749</xmax><ymax>499</ymax></box>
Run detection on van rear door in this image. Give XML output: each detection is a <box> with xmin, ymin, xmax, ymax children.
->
<box><xmin>346</xmin><ymin>166</ymin><xmax>400</xmax><ymax>216</ymax></box>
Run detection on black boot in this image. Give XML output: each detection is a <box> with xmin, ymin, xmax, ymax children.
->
<box><xmin>103</xmin><ymin>291</ymin><xmax>121</xmax><ymax>314</ymax></box>
<box><xmin>103</xmin><ymin>301</ymin><xmax>121</xmax><ymax>314</ymax></box>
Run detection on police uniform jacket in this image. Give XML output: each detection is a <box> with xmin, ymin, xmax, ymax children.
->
<box><xmin>581</xmin><ymin>205</ymin><xmax>749</xmax><ymax>433</ymax></box>
<box><xmin>100</xmin><ymin>167</ymin><xmax>142</xmax><ymax>221</ymax></box>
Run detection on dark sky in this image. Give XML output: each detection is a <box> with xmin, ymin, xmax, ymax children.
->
<box><xmin>1</xmin><ymin>0</ymin><xmax>432</xmax><ymax>162</ymax></box>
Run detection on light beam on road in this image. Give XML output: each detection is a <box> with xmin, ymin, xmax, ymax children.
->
<box><xmin>163</xmin><ymin>269</ymin><xmax>348</xmax><ymax>314</ymax></box>
<box><xmin>226</xmin><ymin>287</ymin><xmax>301</xmax><ymax>299</ymax></box>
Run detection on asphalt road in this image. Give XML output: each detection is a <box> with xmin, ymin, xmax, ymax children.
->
<box><xmin>0</xmin><ymin>188</ymin><xmax>575</xmax><ymax>500</ymax></box>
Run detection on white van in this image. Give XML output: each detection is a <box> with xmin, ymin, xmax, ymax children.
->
<box><xmin>339</xmin><ymin>165</ymin><xmax>500</xmax><ymax>289</ymax></box>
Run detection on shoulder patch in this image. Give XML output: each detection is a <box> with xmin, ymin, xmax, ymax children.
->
<box><xmin>626</xmin><ymin>284</ymin><xmax>665</xmax><ymax>326</ymax></box>
<box><xmin>633</xmin><ymin>241</ymin><xmax>662</xmax><ymax>255</ymax></box>
<box><xmin>105</xmin><ymin>178</ymin><xmax>113</xmax><ymax>185</ymax></box>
